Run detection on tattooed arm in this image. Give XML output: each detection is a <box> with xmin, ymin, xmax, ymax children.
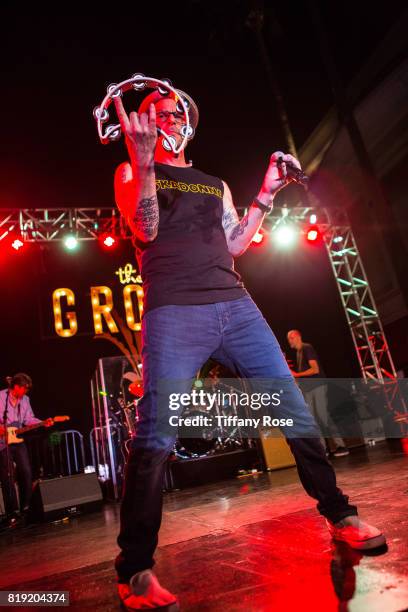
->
<box><xmin>221</xmin><ymin>152</ymin><xmax>304</xmax><ymax>256</ymax></box>
<box><xmin>114</xmin><ymin>162</ymin><xmax>159</xmax><ymax>242</ymax></box>
<box><xmin>221</xmin><ymin>181</ymin><xmax>273</xmax><ymax>257</ymax></box>
<box><xmin>113</xmin><ymin>97</ymin><xmax>159</xmax><ymax>242</ymax></box>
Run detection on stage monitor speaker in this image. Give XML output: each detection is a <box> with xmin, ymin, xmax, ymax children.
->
<box><xmin>30</xmin><ymin>472</ymin><xmax>103</xmax><ymax>522</ymax></box>
<box><xmin>259</xmin><ymin>428</ymin><xmax>296</xmax><ymax>470</ymax></box>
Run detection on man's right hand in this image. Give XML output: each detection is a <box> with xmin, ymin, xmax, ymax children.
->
<box><xmin>113</xmin><ymin>97</ymin><xmax>160</xmax><ymax>242</ymax></box>
<box><xmin>114</xmin><ymin>96</ymin><xmax>157</xmax><ymax>169</ymax></box>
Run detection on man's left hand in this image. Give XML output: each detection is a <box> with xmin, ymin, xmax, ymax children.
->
<box><xmin>261</xmin><ymin>151</ymin><xmax>302</xmax><ymax>196</ymax></box>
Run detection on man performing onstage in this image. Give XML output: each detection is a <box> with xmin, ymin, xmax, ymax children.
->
<box><xmin>112</xmin><ymin>87</ymin><xmax>386</xmax><ymax>611</ymax></box>
<box><xmin>0</xmin><ymin>373</ymin><xmax>53</xmax><ymax>527</ymax></box>
<box><xmin>287</xmin><ymin>329</ymin><xmax>349</xmax><ymax>458</ymax></box>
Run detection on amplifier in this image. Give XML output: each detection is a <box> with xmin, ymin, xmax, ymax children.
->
<box><xmin>259</xmin><ymin>428</ymin><xmax>296</xmax><ymax>470</ymax></box>
<box><xmin>30</xmin><ymin>472</ymin><xmax>103</xmax><ymax>521</ymax></box>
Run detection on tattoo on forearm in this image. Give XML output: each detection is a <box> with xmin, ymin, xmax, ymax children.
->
<box><xmin>222</xmin><ymin>209</ymin><xmax>238</xmax><ymax>232</ymax></box>
<box><xmin>132</xmin><ymin>196</ymin><xmax>159</xmax><ymax>238</ymax></box>
<box><xmin>230</xmin><ymin>214</ymin><xmax>249</xmax><ymax>241</ymax></box>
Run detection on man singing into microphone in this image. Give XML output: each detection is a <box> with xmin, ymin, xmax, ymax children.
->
<box><xmin>112</xmin><ymin>87</ymin><xmax>386</xmax><ymax>611</ymax></box>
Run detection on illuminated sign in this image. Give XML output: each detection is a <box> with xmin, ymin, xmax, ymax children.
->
<box><xmin>52</xmin><ymin>263</ymin><xmax>143</xmax><ymax>338</ymax></box>
<box><xmin>115</xmin><ymin>263</ymin><xmax>141</xmax><ymax>285</ymax></box>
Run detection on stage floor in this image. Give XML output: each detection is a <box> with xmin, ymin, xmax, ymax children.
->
<box><xmin>0</xmin><ymin>441</ymin><xmax>407</xmax><ymax>611</ymax></box>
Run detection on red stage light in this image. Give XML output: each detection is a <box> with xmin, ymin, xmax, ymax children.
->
<box><xmin>251</xmin><ymin>229</ymin><xmax>265</xmax><ymax>246</ymax></box>
<box><xmin>12</xmin><ymin>238</ymin><xmax>24</xmax><ymax>251</ymax></box>
<box><xmin>306</xmin><ymin>225</ymin><xmax>320</xmax><ymax>242</ymax></box>
<box><xmin>103</xmin><ymin>235</ymin><xmax>115</xmax><ymax>247</ymax></box>
<box><xmin>99</xmin><ymin>233</ymin><xmax>117</xmax><ymax>249</ymax></box>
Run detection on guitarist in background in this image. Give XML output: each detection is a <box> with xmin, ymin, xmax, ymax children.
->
<box><xmin>0</xmin><ymin>373</ymin><xmax>53</xmax><ymax>525</ymax></box>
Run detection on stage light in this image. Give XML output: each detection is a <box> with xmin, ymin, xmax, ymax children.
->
<box><xmin>275</xmin><ymin>225</ymin><xmax>297</xmax><ymax>247</ymax></box>
<box><xmin>333</xmin><ymin>236</ymin><xmax>343</xmax><ymax>243</ymax></box>
<box><xmin>251</xmin><ymin>229</ymin><xmax>265</xmax><ymax>245</ymax></box>
<box><xmin>306</xmin><ymin>225</ymin><xmax>321</xmax><ymax>243</ymax></box>
<box><xmin>64</xmin><ymin>235</ymin><xmax>78</xmax><ymax>250</ymax></box>
<box><xmin>307</xmin><ymin>227</ymin><xmax>318</xmax><ymax>242</ymax></box>
<box><xmin>99</xmin><ymin>232</ymin><xmax>117</xmax><ymax>249</ymax></box>
<box><xmin>309</xmin><ymin>214</ymin><xmax>317</xmax><ymax>224</ymax></box>
<box><xmin>12</xmin><ymin>238</ymin><xmax>24</xmax><ymax>251</ymax></box>
<box><xmin>104</xmin><ymin>235</ymin><xmax>115</xmax><ymax>247</ymax></box>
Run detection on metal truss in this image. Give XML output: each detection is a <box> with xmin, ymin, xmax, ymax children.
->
<box><xmin>1</xmin><ymin>205</ymin><xmax>406</xmax><ymax>427</ymax></box>
<box><xmin>262</xmin><ymin>205</ymin><xmax>407</xmax><ymax>430</ymax></box>
<box><xmin>322</xmin><ymin>209</ymin><xmax>395</xmax><ymax>381</ymax></box>
<box><xmin>0</xmin><ymin>208</ymin><xmax>129</xmax><ymax>243</ymax></box>
<box><xmin>322</xmin><ymin>208</ymin><xmax>407</xmax><ymax>429</ymax></box>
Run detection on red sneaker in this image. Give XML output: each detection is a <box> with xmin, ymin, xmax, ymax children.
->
<box><xmin>118</xmin><ymin>570</ymin><xmax>179</xmax><ymax>611</ymax></box>
<box><xmin>326</xmin><ymin>515</ymin><xmax>386</xmax><ymax>550</ymax></box>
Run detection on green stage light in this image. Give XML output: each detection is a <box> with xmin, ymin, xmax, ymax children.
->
<box><xmin>64</xmin><ymin>235</ymin><xmax>78</xmax><ymax>250</ymax></box>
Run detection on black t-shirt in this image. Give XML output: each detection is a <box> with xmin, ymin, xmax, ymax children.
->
<box><xmin>134</xmin><ymin>162</ymin><xmax>247</xmax><ymax>313</ymax></box>
<box><xmin>295</xmin><ymin>343</ymin><xmax>326</xmax><ymax>391</ymax></box>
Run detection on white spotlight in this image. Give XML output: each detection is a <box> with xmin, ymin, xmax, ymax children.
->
<box><xmin>275</xmin><ymin>226</ymin><xmax>297</xmax><ymax>247</ymax></box>
<box><xmin>64</xmin><ymin>235</ymin><xmax>78</xmax><ymax>250</ymax></box>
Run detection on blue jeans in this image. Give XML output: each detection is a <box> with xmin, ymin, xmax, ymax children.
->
<box><xmin>116</xmin><ymin>296</ymin><xmax>357</xmax><ymax>581</ymax></box>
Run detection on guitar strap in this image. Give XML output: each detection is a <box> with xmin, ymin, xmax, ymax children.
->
<box><xmin>3</xmin><ymin>389</ymin><xmax>22</xmax><ymax>427</ymax></box>
<box><xmin>4</xmin><ymin>389</ymin><xmax>9</xmax><ymax>425</ymax></box>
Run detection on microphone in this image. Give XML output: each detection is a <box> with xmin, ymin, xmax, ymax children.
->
<box><xmin>277</xmin><ymin>157</ymin><xmax>309</xmax><ymax>186</ymax></box>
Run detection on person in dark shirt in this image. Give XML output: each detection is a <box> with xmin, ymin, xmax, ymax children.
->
<box><xmin>287</xmin><ymin>330</ymin><xmax>349</xmax><ymax>457</ymax></box>
<box><xmin>111</xmin><ymin>86</ymin><xmax>385</xmax><ymax>611</ymax></box>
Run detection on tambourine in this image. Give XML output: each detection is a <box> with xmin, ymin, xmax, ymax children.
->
<box><xmin>93</xmin><ymin>74</ymin><xmax>196</xmax><ymax>155</ymax></box>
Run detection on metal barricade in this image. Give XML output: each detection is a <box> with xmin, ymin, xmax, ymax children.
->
<box><xmin>25</xmin><ymin>429</ymin><xmax>85</xmax><ymax>478</ymax></box>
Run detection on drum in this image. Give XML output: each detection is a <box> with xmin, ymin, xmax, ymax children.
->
<box><xmin>176</xmin><ymin>408</ymin><xmax>216</xmax><ymax>457</ymax></box>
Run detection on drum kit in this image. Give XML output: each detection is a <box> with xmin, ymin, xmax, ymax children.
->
<box><xmin>118</xmin><ymin>379</ymin><xmax>249</xmax><ymax>460</ymax></box>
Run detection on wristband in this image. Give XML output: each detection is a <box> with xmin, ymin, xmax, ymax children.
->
<box><xmin>252</xmin><ymin>197</ymin><xmax>273</xmax><ymax>215</ymax></box>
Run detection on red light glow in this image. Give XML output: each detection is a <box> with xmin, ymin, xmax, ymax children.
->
<box><xmin>12</xmin><ymin>239</ymin><xmax>24</xmax><ymax>251</ymax></box>
<box><xmin>252</xmin><ymin>229</ymin><xmax>265</xmax><ymax>246</ymax></box>
<box><xmin>104</xmin><ymin>236</ymin><xmax>115</xmax><ymax>247</ymax></box>
<box><xmin>306</xmin><ymin>225</ymin><xmax>320</xmax><ymax>242</ymax></box>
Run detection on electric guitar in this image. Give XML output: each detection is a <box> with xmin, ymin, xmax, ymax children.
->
<box><xmin>1</xmin><ymin>416</ymin><xmax>70</xmax><ymax>445</ymax></box>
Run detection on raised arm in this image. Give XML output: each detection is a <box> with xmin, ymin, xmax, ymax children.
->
<box><xmin>113</xmin><ymin>96</ymin><xmax>159</xmax><ymax>242</ymax></box>
<box><xmin>221</xmin><ymin>151</ymin><xmax>303</xmax><ymax>257</ymax></box>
